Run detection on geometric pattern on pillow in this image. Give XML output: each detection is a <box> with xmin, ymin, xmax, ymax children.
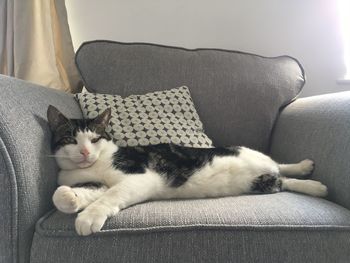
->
<box><xmin>75</xmin><ymin>86</ymin><xmax>213</xmax><ymax>148</ymax></box>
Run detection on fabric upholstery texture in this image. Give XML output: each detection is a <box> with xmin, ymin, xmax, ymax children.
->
<box><xmin>0</xmin><ymin>74</ymin><xmax>82</xmax><ymax>263</ymax></box>
<box><xmin>75</xmin><ymin>41</ymin><xmax>305</xmax><ymax>152</ymax></box>
<box><xmin>270</xmin><ymin>91</ymin><xmax>350</xmax><ymax>210</ymax></box>
<box><xmin>75</xmin><ymin>86</ymin><xmax>213</xmax><ymax>147</ymax></box>
<box><xmin>1</xmin><ymin>42</ymin><xmax>350</xmax><ymax>263</ymax></box>
<box><xmin>0</xmin><ymin>144</ymin><xmax>13</xmax><ymax>263</ymax></box>
<box><xmin>31</xmin><ymin>192</ymin><xmax>350</xmax><ymax>263</ymax></box>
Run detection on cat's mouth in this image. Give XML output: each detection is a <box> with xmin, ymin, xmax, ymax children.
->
<box><xmin>76</xmin><ymin>159</ymin><xmax>96</xmax><ymax>168</ymax></box>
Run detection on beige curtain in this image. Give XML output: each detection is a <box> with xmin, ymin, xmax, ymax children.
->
<box><xmin>0</xmin><ymin>0</ymin><xmax>82</xmax><ymax>93</ymax></box>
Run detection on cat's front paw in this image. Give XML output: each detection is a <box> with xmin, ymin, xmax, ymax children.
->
<box><xmin>53</xmin><ymin>186</ymin><xmax>80</xmax><ymax>214</ymax></box>
<box><xmin>75</xmin><ymin>210</ymin><xmax>108</xmax><ymax>236</ymax></box>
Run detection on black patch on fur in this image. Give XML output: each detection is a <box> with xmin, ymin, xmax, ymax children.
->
<box><xmin>47</xmin><ymin>106</ymin><xmax>111</xmax><ymax>152</ymax></box>
<box><xmin>50</xmin><ymin>118</ymin><xmax>111</xmax><ymax>152</ymax></box>
<box><xmin>47</xmin><ymin>106</ymin><xmax>241</xmax><ymax>188</ymax></box>
<box><xmin>113</xmin><ymin>144</ymin><xmax>240</xmax><ymax>187</ymax></box>
<box><xmin>251</xmin><ymin>173</ymin><xmax>282</xmax><ymax>194</ymax></box>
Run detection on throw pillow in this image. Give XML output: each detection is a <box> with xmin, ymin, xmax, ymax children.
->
<box><xmin>75</xmin><ymin>86</ymin><xmax>213</xmax><ymax>148</ymax></box>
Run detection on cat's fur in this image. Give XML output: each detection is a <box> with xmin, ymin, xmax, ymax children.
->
<box><xmin>47</xmin><ymin>106</ymin><xmax>328</xmax><ymax>236</ymax></box>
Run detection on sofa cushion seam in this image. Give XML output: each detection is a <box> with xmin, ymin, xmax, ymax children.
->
<box><xmin>35</xmin><ymin>224</ymin><xmax>350</xmax><ymax>238</ymax></box>
<box><xmin>35</xmin><ymin>209</ymin><xmax>350</xmax><ymax>238</ymax></box>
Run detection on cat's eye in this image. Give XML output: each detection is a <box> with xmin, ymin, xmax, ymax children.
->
<box><xmin>91</xmin><ymin>137</ymin><xmax>102</xmax><ymax>143</ymax></box>
<box><xmin>60</xmin><ymin>137</ymin><xmax>77</xmax><ymax>145</ymax></box>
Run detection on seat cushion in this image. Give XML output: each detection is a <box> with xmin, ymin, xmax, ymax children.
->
<box><xmin>31</xmin><ymin>193</ymin><xmax>350</xmax><ymax>263</ymax></box>
<box><xmin>75</xmin><ymin>41</ymin><xmax>305</xmax><ymax>152</ymax></box>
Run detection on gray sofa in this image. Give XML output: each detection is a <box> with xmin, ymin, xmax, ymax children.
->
<box><xmin>1</xmin><ymin>41</ymin><xmax>350</xmax><ymax>263</ymax></box>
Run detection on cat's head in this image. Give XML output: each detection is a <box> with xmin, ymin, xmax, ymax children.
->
<box><xmin>47</xmin><ymin>105</ymin><xmax>112</xmax><ymax>170</ymax></box>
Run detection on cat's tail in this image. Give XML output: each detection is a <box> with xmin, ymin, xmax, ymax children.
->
<box><xmin>280</xmin><ymin>177</ymin><xmax>328</xmax><ymax>197</ymax></box>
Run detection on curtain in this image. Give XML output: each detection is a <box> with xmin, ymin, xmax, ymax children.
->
<box><xmin>0</xmin><ymin>0</ymin><xmax>82</xmax><ymax>93</ymax></box>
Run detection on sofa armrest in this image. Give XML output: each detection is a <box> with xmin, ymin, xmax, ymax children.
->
<box><xmin>0</xmin><ymin>75</ymin><xmax>82</xmax><ymax>263</ymax></box>
<box><xmin>270</xmin><ymin>91</ymin><xmax>350</xmax><ymax>210</ymax></box>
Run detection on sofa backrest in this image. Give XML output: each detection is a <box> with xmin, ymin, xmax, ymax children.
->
<box><xmin>75</xmin><ymin>41</ymin><xmax>305</xmax><ymax>152</ymax></box>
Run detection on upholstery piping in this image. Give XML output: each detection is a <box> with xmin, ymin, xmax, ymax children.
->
<box><xmin>0</xmin><ymin>136</ymin><xmax>18</xmax><ymax>263</ymax></box>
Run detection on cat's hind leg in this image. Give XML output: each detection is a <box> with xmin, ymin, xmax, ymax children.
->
<box><xmin>278</xmin><ymin>160</ymin><xmax>327</xmax><ymax>197</ymax></box>
<box><xmin>53</xmin><ymin>184</ymin><xmax>108</xmax><ymax>214</ymax></box>
<box><xmin>280</xmin><ymin>177</ymin><xmax>327</xmax><ymax>197</ymax></box>
<box><xmin>249</xmin><ymin>172</ymin><xmax>327</xmax><ymax>197</ymax></box>
<box><xmin>278</xmin><ymin>159</ymin><xmax>315</xmax><ymax>178</ymax></box>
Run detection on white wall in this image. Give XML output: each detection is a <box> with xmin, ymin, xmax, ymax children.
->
<box><xmin>66</xmin><ymin>0</ymin><xmax>350</xmax><ymax>97</ymax></box>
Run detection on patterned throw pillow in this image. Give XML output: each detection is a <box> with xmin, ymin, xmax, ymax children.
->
<box><xmin>75</xmin><ymin>86</ymin><xmax>213</xmax><ymax>148</ymax></box>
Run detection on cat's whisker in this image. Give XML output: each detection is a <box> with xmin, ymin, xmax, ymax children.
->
<box><xmin>44</xmin><ymin>156</ymin><xmax>74</xmax><ymax>159</ymax></box>
<box><xmin>43</xmin><ymin>155</ymin><xmax>84</xmax><ymax>159</ymax></box>
<box><xmin>43</xmin><ymin>155</ymin><xmax>113</xmax><ymax>165</ymax></box>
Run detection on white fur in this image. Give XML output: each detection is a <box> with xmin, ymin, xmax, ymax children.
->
<box><xmin>55</xmin><ymin>130</ymin><xmax>116</xmax><ymax>171</ymax></box>
<box><xmin>281</xmin><ymin>178</ymin><xmax>328</xmax><ymax>197</ymax></box>
<box><xmin>53</xmin><ymin>185</ymin><xmax>107</xmax><ymax>214</ymax></box>
<box><xmin>279</xmin><ymin>159</ymin><xmax>314</xmax><ymax>177</ymax></box>
<box><xmin>53</xmin><ymin>132</ymin><xmax>327</xmax><ymax>236</ymax></box>
<box><xmin>158</xmin><ymin>148</ymin><xmax>279</xmax><ymax>199</ymax></box>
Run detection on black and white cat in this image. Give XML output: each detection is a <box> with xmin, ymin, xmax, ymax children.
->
<box><xmin>47</xmin><ymin>105</ymin><xmax>327</xmax><ymax>236</ymax></box>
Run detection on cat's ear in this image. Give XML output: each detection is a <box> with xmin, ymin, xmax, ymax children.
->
<box><xmin>93</xmin><ymin>108</ymin><xmax>112</xmax><ymax>131</ymax></box>
<box><xmin>47</xmin><ymin>105</ymin><xmax>69</xmax><ymax>131</ymax></box>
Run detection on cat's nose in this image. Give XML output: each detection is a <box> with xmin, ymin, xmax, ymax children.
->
<box><xmin>80</xmin><ymin>148</ymin><xmax>90</xmax><ymax>157</ymax></box>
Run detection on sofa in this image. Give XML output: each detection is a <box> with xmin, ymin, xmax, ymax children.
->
<box><xmin>1</xmin><ymin>41</ymin><xmax>349</xmax><ymax>263</ymax></box>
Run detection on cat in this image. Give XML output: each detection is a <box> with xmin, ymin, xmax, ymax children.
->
<box><xmin>47</xmin><ymin>105</ymin><xmax>328</xmax><ymax>236</ymax></box>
